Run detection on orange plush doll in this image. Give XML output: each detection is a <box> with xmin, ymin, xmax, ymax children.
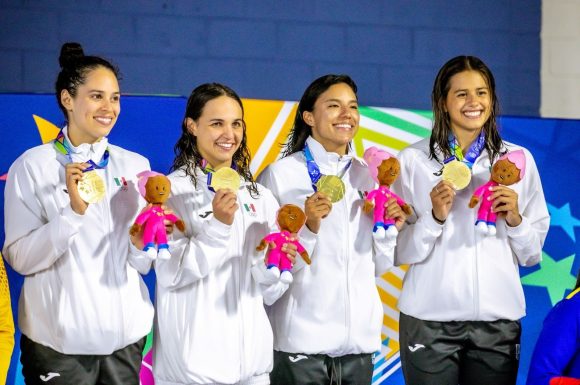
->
<box><xmin>130</xmin><ymin>171</ymin><xmax>185</xmax><ymax>259</ymax></box>
<box><xmin>256</xmin><ymin>204</ymin><xmax>311</xmax><ymax>284</ymax></box>
<box><xmin>469</xmin><ymin>150</ymin><xmax>526</xmax><ymax>236</ymax></box>
<box><xmin>363</xmin><ymin>146</ymin><xmax>412</xmax><ymax>239</ymax></box>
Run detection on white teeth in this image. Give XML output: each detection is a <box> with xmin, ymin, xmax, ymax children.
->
<box><xmin>95</xmin><ymin>117</ymin><xmax>112</xmax><ymax>124</ymax></box>
<box><xmin>216</xmin><ymin>143</ymin><xmax>234</xmax><ymax>150</ymax></box>
<box><xmin>463</xmin><ymin>111</ymin><xmax>482</xmax><ymax>118</ymax></box>
<box><xmin>334</xmin><ymin>123</ymin><xmax>352</xmax><ymax>129</ymax></box>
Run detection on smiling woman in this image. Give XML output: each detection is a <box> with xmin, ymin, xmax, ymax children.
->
<box><xmin>393</xmin><ymin>56</ymin><xmax>550</xmax><ymax>385</ymax></box>
<box><xmin>151</xmin><ymin>83</ymin><xmax>294</xmax><ymax>385</ymax></box>
<box><xmin>2</xmin><ymin>42</ymin><xmax>154</xmax><ymax>385</ymax></box>
<box><xmin>258</xmin><ymin>74</ymin><xmax>408</xmax><ymax>385</ymax></box>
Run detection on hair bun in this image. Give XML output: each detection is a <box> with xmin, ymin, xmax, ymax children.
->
<box><xmin>59</xmin><ymin>42</ymin><xmax>85</xmax><ymax>69</ymax></box>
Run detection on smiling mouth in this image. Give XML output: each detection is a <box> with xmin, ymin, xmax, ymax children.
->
<box><xmin>216</xmin><ymin>142</ymin><xmax>234</xmax><ymax>150</ymax></box>
<box><xmin>463</xmin><ymin>110</ymin><xmax>483</xmax><ymax>118</ymax></box>
<box><xmin>334</xmin><ymin>123</ymin><xmax>353</xmax><ymax>129</ymax></box>
<box><xmin>94</xmin><ymin>117</ymin><xmax>113</xmax><ymax>125</ymax></box>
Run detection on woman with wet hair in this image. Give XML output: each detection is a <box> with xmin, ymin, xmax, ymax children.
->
<box><xmin>153</xmin><ymin>83</ymin><xmax>297</xmax><ymax>385</ymax></box>
<box><xmin>393</xmin><ymin>56</ymin><xmax>550</xmax><ymax>385</ymax></box>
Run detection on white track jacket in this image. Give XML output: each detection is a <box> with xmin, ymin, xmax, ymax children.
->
<box><xmin>153</xmin><ymin>168</ymin><xmax>287</xmax><ymax>385</ymax></box>
<box><xmin>393</xmin><ymin>138</ymin><xmax>550</xmax><ymax>321</ymax></box>
<box><xmin>3</xmin><ymin>135</ymin><xmax>154</xmax><ymax>354</ymax></box>
<box><xmin>257</xmin><ymin>137</ymin><xmax>395</xmax><ymax>356</ymax></box>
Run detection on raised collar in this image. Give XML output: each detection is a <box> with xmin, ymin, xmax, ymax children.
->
<box><xmin>62</xmin><ymin>126</ymin><xmax>109</xmax><ymax>164</ymax></box>
<box><xmin>304</xmin><ymin>136</ymin><xmax>355</xmax><ymax>173</ymax></box>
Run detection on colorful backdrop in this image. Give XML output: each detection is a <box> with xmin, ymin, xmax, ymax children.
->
<box><xmin>1</xmin><ymin>94</ymin><xmax>578</xmax><ymax>385</ymax></box>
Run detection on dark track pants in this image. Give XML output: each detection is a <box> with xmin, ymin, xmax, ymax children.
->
<box><xmin>20</xmin><ymin>334</ymin><xmax>146</xmax><ymax>385</ymax></box>
<box><xmin>399</xmin><ymin>312</ymin><xmax>521</xmax><ymax>385</ymax></box>
<box><xmin>270</xmin><ymin>350</ymin><xmax>373</xmax><ymax>385</ymax></box>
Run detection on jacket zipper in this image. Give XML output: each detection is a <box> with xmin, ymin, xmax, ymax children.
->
<box><xmin>103</xmin><ymin>167</ymin><xmax>123</xmax><ymax>348</ymax></box>
<box><xmin>237</xmin><ymin>194</ymin><xmax>245</xmax><ymax>380</ymax></box>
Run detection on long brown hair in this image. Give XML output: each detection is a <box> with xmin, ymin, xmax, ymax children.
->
<box><xmin>429</xmin><ymin>56</ymin><xmax>504</xmax><ymax>163</ymax></box>
<box><xmin>172</xmin><ymin>83</ymin><xmax>258</xmax><ymax>197</ymax></box>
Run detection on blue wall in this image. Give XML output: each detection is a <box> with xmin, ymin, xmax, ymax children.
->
<box><xmin>0</xmin><ymin>0</ymin><xmax>540</xmax><ymax>116</ymax></box>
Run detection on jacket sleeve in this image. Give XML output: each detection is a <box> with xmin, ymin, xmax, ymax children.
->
<box><xmin>392</xmin><ymin>151</ymin><xmax>444</xmax><ymax>266</ymax></box>
<box><xmin>0</xmin><ymin>257</ymin><xmax>14</xmax><ymax>384</ymax></box>
<box><xmin>506</xmin><ymin>150</ymin><xmax>550</xmax><ymax>267</ymax></box>
<box><xmin>3</xmin><ymin>157</ymin><xmax>86</xmax><ymax>275</ymax></box>
<box><xmin>526</xmin><ymin>298</ymin><xmax>579</xmax><ymax>385</ymax></box>
<box><xmin>372</xmin><ymin>235</ymin><xmax>396</xmax><ymax>276</ymax></box>
<box><xmin>156</xmin><ymin>215</ymin><xmax>233</xmax><ymax>290</ymax></box>
<box><xmin>250</xmin><ymin>190</ymin><xmax>290</xmax><ymax>305</ymax></box>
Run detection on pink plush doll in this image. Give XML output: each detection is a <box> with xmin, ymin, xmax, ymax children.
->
<box><xmin>469</xmin><ymin>149</ymin><xmax>526</xmax><ymax>236</ymax></box>
<box><xmin>130</xmin><ymin>171</ymin><xmax>185</xmax><ymax>259</ymax></box>
<box><xmin>256</xmin><ymin>204</ymin><xmax>311</xmax><ymax>284</ymax></box>
<box><xmin>363</xmin><ymin>147</ymin><xmax>412</xmax><ymax>239</ymax></box>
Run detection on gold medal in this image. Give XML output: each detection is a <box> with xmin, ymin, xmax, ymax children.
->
<box><xmin>316</xmin><ymin>175</ymin><xmax>345</xmax><ymax>203</ymax></box>
<box><xmin>77</xmin><ymin>170</ymin><xmax>106</xmax><ymax>203</ymax></box>
<box><xmin>210</xmin><ymin>167</ymin><xmax>240</xmax><ymax>192</ymax></box>
<box><xmin>442</xmin><ymin>160</ymin><xmax>471</xmax><ymax>190</ymax></box>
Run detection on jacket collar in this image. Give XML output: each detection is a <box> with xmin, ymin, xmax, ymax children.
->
<box><xmin>305</xmin><ymin>136</ymin><xmax>359</xmax><ymax>173</ymax></box>
<box><xmin>61</xmin><ymin>125</ymin><xmax>109</xmax><ymax>164</ymax></box>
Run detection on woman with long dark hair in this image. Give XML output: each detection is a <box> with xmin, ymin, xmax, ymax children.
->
<box><xmin>258</xmin><ymin>74</ymin><xmax>407</xmax><ymax>384</ymax></box>
<box><xmin>394</xmin><ymin>56</ymin><xmax>550</xmax><ymax>385</ymax></box>
<box><xmin>153</xmin><ymin>83</ymin><xmax>295</xmax><ymax>385</ymax></box>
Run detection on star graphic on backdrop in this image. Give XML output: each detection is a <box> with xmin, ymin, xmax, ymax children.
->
<box><xmin>548</xmin><ymin>203</ymin><xmax>580</xmax><ymax>242</ymax></box>
<box><xmin>521</xmin><ymin>252</ymin><xmax>577</xmax><ymax>305</ymax></box>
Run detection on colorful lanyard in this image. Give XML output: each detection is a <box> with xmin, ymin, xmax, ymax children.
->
<box><xmin>446</xmin><ymin>130</ymin><xmax>485</xmax><ymax>169</ymax></box>
<box><xmin>303</xmin><ymin>144</ymin><xmax>351</xmax><ymax>192</ymax></box>
<box><xmin>53</xmin><ymin>130</ymin><xmax>110</xmax><ymax>171</ymax></box>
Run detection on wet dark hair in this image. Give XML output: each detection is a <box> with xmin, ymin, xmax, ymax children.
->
<box><xmin>171</xmin><ymin>83</ymin><xmax>259</xmax><ymax>197</ymax></box>
<box><xmin>429</xmin><ymin>55</ymin><xmax>504</xmax><ymax>163</ymax></box>
<box><xmin>281</xmin><ymin>74</ymin><xmax>358</xmax><ymax>157</ymax></box>
<box><xmin>55</xmin><ymin>42</ymin><xmax>120</xmax><ymax>121</ymax></box>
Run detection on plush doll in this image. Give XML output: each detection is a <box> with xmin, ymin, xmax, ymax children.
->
<box><xmin>256</xmin><ymin>204</ymin><xmax>311</xmax><ymax>284</ymax></box>
<box><xmin>468</xmin><ymin>149</ymin><xmax>526</xmax><ymax>235</ymax></box>
<box><xmin>363</xmin><ymin>147</ymin><xmax>412</xmax><ymax>239</ymax></box>
<box><xmin>130</xmin><ymin>171</ymin><xmax>185</xmax><ymax>259</ymax></box>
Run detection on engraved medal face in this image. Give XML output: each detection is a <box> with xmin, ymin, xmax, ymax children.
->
<box><xmin>316</xmin><ymin>175</ymin><xmax>345</xmax><ymax>203</ymax></box>
<box><xmin>442</xmin><ymin>160</ymin><xmax>471</xmax><ymax>190</ymax></box>
<box><xmin>77</xmin><ymin>170</ymin><xmax>106</xmax><ymax>203</ymax></box>
<box><xmin>210</xmin><ymin>167</ymin><xmax>240</xmax><ymax>192</ymax></box>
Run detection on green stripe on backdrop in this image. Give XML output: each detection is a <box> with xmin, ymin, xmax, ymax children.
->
<box><xmin>360</xmin><ymin>106</ymin><xmax>432</xmax><ymax>138</ymax></box>
<box><xmin>409</xmin><ymin>109</ymin><xmax>434</xmax><ymax>120</ymax></box>
<box><xmin>353</xmin><ymin>127</ymin><xmax>409</xmax><ymax>155</ymax></box>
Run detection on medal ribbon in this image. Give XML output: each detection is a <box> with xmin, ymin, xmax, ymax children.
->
<box><xmin>303</xmin><ymin>144</ymin><xmax>351</xmax><ymax>192</ymax></box>
<box><xmin>445</xmin><ymin>130</ymin><xmax>486</xmax><ymax>169</ymax></box>
<box><xmin>54</xmin><ymin>129</ymin><xmax>110</xmax><ymax>171</ymax></box>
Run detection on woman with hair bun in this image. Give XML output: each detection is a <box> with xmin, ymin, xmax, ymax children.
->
<box><xmin>3</xmin><ymin>42</ymin><xmax>153</xmax><ymax>385</ymax></box>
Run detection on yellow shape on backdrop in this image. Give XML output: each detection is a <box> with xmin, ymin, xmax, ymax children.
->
<box><xmin>243</xmin><ymin>99</ymin><xmax>285</xmax><ymax>157</ymax></box>
<box><xmin>32</xmin><ymin>114</ymin><xmax>60</xmax><ymax>144</ymax></box>
<box><xmin>243</xmin><ymin>99</ymin><xmax>298</xmax><ymax>176</ymax></box>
